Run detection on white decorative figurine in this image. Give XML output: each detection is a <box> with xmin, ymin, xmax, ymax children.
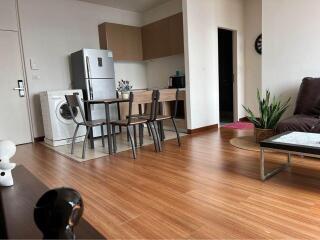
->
<box><xmin>0</xmin><ymin>140</ymin><xmax>17</xmax><ymax>187</ymax></box>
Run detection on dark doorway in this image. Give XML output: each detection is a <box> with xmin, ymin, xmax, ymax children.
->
<box><xmin>218</xmin><ymin>28</ymin><xmax>234</xmax><ymax>124</ymax></box>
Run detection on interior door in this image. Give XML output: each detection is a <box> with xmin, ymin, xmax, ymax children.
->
<box><xmin>218</xmin><ymin>28</ymin><xmax>234</xmax><ymax>124</ymax></box>
<box><xmin>0</xmin><ymin>31</ymin><xmax>32</xmax><ymax>144</ymax></box>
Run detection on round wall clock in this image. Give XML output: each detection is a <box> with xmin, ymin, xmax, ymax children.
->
<box><xmin>255</xmin><ymin>34</ymin><xmax>262</xmax><ymax>55</ymax></box>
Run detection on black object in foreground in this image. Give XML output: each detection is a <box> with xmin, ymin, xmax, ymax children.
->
<box><xmin>34</xmin><ymin>187</ymin><xmax>84</xmax><ymax>239</ymax></box>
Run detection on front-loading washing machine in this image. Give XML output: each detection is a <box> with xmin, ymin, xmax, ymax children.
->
<box><xmin>40</xmin><ymin>90</ymin><xmax>86</xmax><ymax>146</ymax></box>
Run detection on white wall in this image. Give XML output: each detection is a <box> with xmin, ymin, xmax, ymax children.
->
<box><xmin>183</xmin><ymin>0</ymin><xmax>245</xmax><ymax>129</ymax></box>
<box><xmin>16</xmin><ymin>0</ymin><xmax>259</xmax><ymax>136</ymax></box>
<box><xmin>0</xmin><ymin>0</ymin><xmax>18</xmax><ymax>31</ymax></box>
<box><xmin>18</xmin><ymin>0</ymin><xmax>146</xmax><ymax>137</ymax></box>
<box><xmin>146</xmin><ymin>54</ymin><xmax>185</xmax><ymax>88</ymax></box>
<box><xmin>262</xmin><ymin>0</ymin><xmax>320</xmax><ymax>116</ymax></box>
<box><xmin>114</xmin><ymin>62</ymin><xmax>147</xmax><ymax>89</ymax></box>
<box><xmin>244</xmin><ymin>0</ymin><xmax>262</xmax><ymax>115</ymax></box>
<box><xmin>142</xmin><ymin>0</ymin><xmax>182</xmax><ymax>25</ymax></box>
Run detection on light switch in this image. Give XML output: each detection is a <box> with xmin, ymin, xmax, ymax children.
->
<box><xmin>30</xmin><ymin>58</ymin><xmax>40</xmax><ymax>70</ymax></box>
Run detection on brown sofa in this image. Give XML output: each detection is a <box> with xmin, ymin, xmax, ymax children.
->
<box><xmin>276</xmin><ymin>77</ymin><xmax>320</xmax><ymax>133</ymax></box>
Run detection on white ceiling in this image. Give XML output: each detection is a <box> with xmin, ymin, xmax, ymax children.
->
<box><xmin>78</xmin><ymin>0</ymin><xmax>170</xmax><ymax>12</ymax></box>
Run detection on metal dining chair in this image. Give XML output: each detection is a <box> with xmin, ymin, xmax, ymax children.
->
<box><xmin>151</xmin><ymin>89</ymin><xmax>181</xmax><ymax>151</ymax></box>
<box><xmin>125</xmin><ymin>100</ymin><xmax>154</xmax><ymax>146</ymax></box>
<box><xmin>111</xmin><ymin>90</ymin><xmax>158</xmax><ymax>159</ymax></box>
<box><xmin>65</xmin><ymin>93</ymin><xmax>106</xmax><ymax>159</ymax></box>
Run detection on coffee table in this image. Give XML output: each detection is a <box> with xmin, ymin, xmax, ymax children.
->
<box><xmin>260</xmin><ymin>131</ymin><xmax>320</xmax><ymax>181</ymax></box>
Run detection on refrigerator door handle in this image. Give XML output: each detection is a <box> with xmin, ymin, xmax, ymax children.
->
<box><xmin>88</xmin><ymin>79</ymin><xmax>94</xmax><ymax>100</ymax></box>
<box><xmin>86</xmin><ymin>56</ymin><xmax>94</xmax><ymax>100</ymax></box>
<box><xmin>86</xmin><ymin>56</ymin><xmax>91</xmax><ymax>78</ymax></box>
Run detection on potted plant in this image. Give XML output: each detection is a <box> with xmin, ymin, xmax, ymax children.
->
<box><xmin>117</xmin><ymin>80</ymin><xmax>132</xmax><ymax>99</ymax></box>
<box><xmin>243</xmin><ymin>90</ymin><xmax>291</xmax><ymax>143</ymax></box>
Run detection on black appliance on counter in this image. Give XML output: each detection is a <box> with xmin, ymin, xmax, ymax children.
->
<box><xmin>169</xmin><ymin>75</ymin><xmax>185</xmax><ymax>89</ymax></box>
<box><xmin>168</xmin><ymin>75</ymin><xmax>186</xmax><ymax>119</ymax></box>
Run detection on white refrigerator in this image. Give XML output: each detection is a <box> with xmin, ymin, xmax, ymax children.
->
<box><xmin>70</xmin><ymin>49</ymin><xmax>118</xmax><ymax>137</ymax></box>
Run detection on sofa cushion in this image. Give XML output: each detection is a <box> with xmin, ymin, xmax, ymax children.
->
<box><xmin>294</xmin><ymin>77</ymin><xmax>320</xmax><ymax>115</ymax></box>
<box><xmin>276</xmin><ymin>115</ymin><xmax>320</xmax><ymax>134</ymax></box>
<box><xmin>310</xmin><ymin>98</ymin><xmax>320</xmax><ymax>116</ymax></box>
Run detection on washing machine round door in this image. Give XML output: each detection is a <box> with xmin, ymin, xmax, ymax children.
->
<box><xmin>56</xmin><ymin>100</ymin><xmax>79</xmax><ymax>124</ymax></box>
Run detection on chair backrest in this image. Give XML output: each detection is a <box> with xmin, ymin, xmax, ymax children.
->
<box><xmin>155</xmin><ymin>89</ymin><xmax>179</xmax><ymax>118</ymax></box>
<box><xmin>130</xmin><ymin>90</ymin><xmax>154</xmax><ymax>104</ymax></box>
<box><xmin>127</xmin><ymin>90</ymin><xmax>156</xmax><ymax>123</ymax></box>
<box><xmin>158</xmin><ymin>89</ymin><xmax>178</xmax><ymax>102</ymax></box>
<box><xmin>65</xmin><ymin>93</ymin><xmax>86</xmax><ymax>124</ymax></box>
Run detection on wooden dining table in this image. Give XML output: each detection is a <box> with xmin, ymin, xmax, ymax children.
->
<box><xmin>84</xmin><ymin>98</ymin><xmax>129</xmax><ymax>154</ymax></box>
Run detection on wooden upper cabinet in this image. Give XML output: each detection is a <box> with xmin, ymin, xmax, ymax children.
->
<box><xmin>99</xmin><ymin>13</ymin><xmax>183</xmax><ymax>61</ymax></box>
<box><xmin>99</xmin><ymin>23</ymin><xmax>143</xmax><ymax>61</ymax></box>
<box><xmin>142</xmin><ymin>13</ymin><xmax>184</xmax><ymax>60</ymax></box>
<box><xmin>142</xmin><ymin>17</ymin><xmax>170</xmax><ymax>60</ymax></box>
<box><xmin>168</xmin><ymin>13</ymin><xmax>184</xmax><ymax>56</ymax></box>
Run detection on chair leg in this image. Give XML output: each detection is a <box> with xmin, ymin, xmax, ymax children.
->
<box><xmin>148</xmin><ymin>122</ymin><xmax>159</xmax><ymax>152</ymax></box>
<box><xmin>112</xmin><ymin>124</ymin><xmax>117</xmax><ymax>153</ymax></box>
<box><xmin>147</xmin><ymin>123</ymin><xmax>152</xmax><ymax>136</ymax></box>
<box><xmin>157</xmin><ymin>122</ymin><xmax>162</xmax><ymax>141</ymax></box>
<box><xmin>133</xmin><ymin>125</ymin><xmax>138</xmax><ymax>148</ymax></box>
<box><xmin>139</xmin><ymin>124</ymin><xmax>144</xmax><ymax>147</ymax></box>
<box><xmin>157</xmin><ymin>122</ymin><xmax>165</xmax><ymax>141</ymax></box>
<box><xmin>127</xmin><ymin>130</ymin><xmax>130</xmax><ymax>142</ymax></box>
<box><xmin>171</xmin><ymin>118</ymin><xmax>181</xmax><ymax>146</ymax></box>
<box><xmin>161</xmin><ymin>121</ymin><xmax>165</xmax><ymax>140</ymax></box>
<box><xmin>101</xmin><ymin>125</ymin><xmax>105</xmax><ymax>148</ymax></box>
<box><xmin>153</xmin><ymin>122</ymin><xmax>162</xmax><ymax>152</ymax></box>
<box><xmin>82</xmin><ymin>127</ymin><xmax>91</xmax><ymax>159</ymax></box>
<box><xmin>71</xmin><ymin>124</ymin><xmax>80</xmax><ymax>155</ymax></box>
<box><xmin>127</xmin><ymin>126</ymin><xmax>137</xmax><ymax>159</ymax></box>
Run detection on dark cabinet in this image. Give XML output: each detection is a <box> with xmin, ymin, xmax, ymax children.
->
<box><xmin>168</xmin><ymin>13</ymin><xmax>184</xmax><ymax>56</ymax></box>
<box><xmin>142</xmin><ymin>13</ymin><xmax>184</xmax><ymax>60</ymax></box>
<box><xmin>98</xmin><ymin>13</ymin><xmax>184</xmax><ymax>61</ymax></box>
<box><xmin>98</xmin><ymin>23</ymin><xmax>143</xmax><ymax>61</ymax></box>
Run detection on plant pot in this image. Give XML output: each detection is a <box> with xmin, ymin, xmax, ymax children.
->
<box><xmin>121</xmin><ymin>92</ymin><xmax>130</xmax><ymax>99</ymax></box>
<box><xmin>254</xmin><ymin>127</ymin><xmax>275</xmax><ymax>143</ymax></box>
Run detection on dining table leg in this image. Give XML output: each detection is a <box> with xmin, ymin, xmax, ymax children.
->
<box><xmin>86</xmin><ymin>102</ymin><xmax>95</xmax><ymax>149</ymax></box>
<box><xmin>104</xmin><ymin>103</ymin><xmax>113</xmax><ymax>155</ymax></box>
<box><xmin>159</xmin><ymin>102</ymin><xmax>165</xmax><ymax>141</ymax></box>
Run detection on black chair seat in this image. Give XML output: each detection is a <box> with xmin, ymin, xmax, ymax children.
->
<box><xmin>111</xmin><ymin>118</ymin><xmax>148</xmax><ymax>126</ymax></box>
<box><xmin>80</xmin><ymin>119</ymin><xmax>106</xmax><ymax>127</ymax></box>
<box><xmin>126</xmin><ymin>114</ymin><xmax>149</xmax><ymax>119</ymax></box>
<box><xmin>155</xmin><ymin>115</ymin><xmax>172</xmax><ymax>121</ymax></box>
<box><xmin>65</xmin><ymin>93</ymin><xmax>106</xmax><ymax>159</ymax></box>
<box><xmin>139</xmin><ymin>114</ymin><xmax>171</xmax><ymax>121</ymax></box>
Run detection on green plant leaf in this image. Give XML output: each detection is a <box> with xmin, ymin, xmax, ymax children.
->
<box><xmin>242</xmin><ymin>89</ymin><xmax>290</xmax><ymax>129</ymax></box>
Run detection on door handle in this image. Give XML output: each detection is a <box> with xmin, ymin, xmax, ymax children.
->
<box><xmin>13</xmin><ymin>80</ymin><xmax>25</xmax><ymax>97</ymax></box>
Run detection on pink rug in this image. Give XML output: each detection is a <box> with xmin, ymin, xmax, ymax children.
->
<box><xmin>222</xmin><ymin>121</ymin><xmax>254</xmax><ymax>130</ymax></box>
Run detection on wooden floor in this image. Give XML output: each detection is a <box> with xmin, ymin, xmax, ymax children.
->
<box><xmin>14</xmin><ymin>128</ymin><xmax>320</xmax><ymax>239</ymax></box>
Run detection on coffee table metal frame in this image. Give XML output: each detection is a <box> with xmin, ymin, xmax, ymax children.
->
<box><xmin>260</xmin><ymin>132</ymin><xmax>320</xmax><ymax>181</ymax></box>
